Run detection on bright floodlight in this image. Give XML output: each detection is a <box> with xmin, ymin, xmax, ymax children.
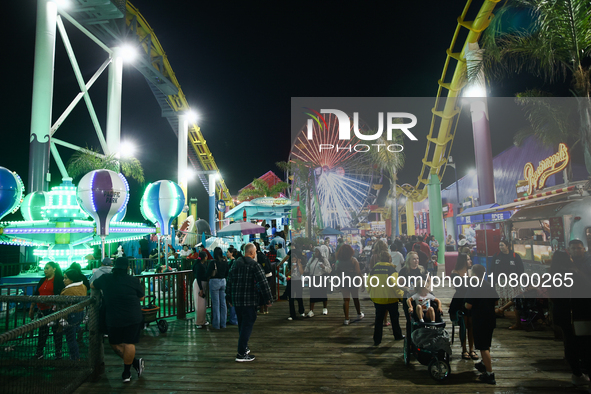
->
<box><xmin>468</xmin><ymin>168</ymin><xmax>476</xmax><ymax>176</ymax></box>
<box><xmin>120</xmin><ymin>44</ymin><xmax>137</xmax><ymax>63</ymax></box>
<box><xmin>186</xmin><ymin>168</ymin><xmax>196</xmax><ymax>180</ymax></box>
<box><xmin>463</xmin><ymin>83</ymin><xmax>486</xmax><ymax>98</ymax></box>
<box><xmin>120</xmin><ymin>141</ymin><xmax>136</xmax><ymax>158</ymax></box>
<box><xmin>53</xmin><ymin>0</ymin><xmax>70</xmax><ymax>8</ymax></box>
<box><xmin>186</xmin><ymin>110</ymin><xmax>199</xmax><ymax>123</ymax></box>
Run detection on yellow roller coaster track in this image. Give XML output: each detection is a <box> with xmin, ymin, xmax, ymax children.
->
<box><xmin>398</xmin><ymin>0</ymin><xmax>500</xmax><ymax>203</ymax></box>
<box><xmin>124</xmin><ymin>2</ymin><xmax>234</xmax><ymax>208</ymax></box>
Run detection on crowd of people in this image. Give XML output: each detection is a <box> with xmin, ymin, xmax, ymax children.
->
<box><xmin>197</xmin><ymin>233</ymin><xmax>591</xmax><ymax>387</ymax></box>
<box><xmin>24</xmin><ymin>230</ymin><xmax>591</xmax><ymax>387</ymax></box>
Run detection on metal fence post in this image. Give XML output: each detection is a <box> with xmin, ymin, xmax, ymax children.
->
<box><xmin>177</xmin><ymin>272</ymin><xmax>186</xmax><ymax>319</ymax></box>
<box><xmin>88</xmin><ymin>289</ymin><xmax>104</xmax><ymax>380</ymax></box>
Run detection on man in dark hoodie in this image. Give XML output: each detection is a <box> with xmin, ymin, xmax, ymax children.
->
<box><xmin>226</xmin><ymin>243</ymin><xmax>272</xmax><ymax>362</ymax></box>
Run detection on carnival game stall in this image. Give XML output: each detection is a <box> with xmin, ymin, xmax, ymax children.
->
<box><xmin>225</xmin><ymin>197</ymin><xmax>297</xmax><ymax>245</ymax></box>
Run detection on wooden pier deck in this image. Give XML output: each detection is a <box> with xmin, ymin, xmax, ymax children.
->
<box><xmin>76</xmin><ymin>283</ymin><xmax>574</xmax><ymax>393</ymax></box>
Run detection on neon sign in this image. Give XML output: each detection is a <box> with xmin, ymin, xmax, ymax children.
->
<box><xmin>250</xmin><ymin>197</ymin><xmax>292</xmax><ymax>207</ymax></box>
<box><xmin>523</xmin><ymin>143</ymin><xmax>570</xmax><ymax>195</ymax></box>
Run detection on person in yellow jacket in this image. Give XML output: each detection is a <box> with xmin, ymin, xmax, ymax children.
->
<box><xmin>368</xmin><ymin>251</ymin><xmax>405</xmax><ymax>346</ymax></box>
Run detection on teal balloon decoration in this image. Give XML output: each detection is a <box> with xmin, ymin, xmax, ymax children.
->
<box><xmin>140</xmin><ymin>180</ymin><xmax>185</xmax><ymax>236</ymax></box>
<box><xmin>21</xmin><ymin>191</ymin><xmax>47</xmax><ymax>221</ymax></box>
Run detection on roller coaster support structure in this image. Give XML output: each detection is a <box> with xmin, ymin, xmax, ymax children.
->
<box><xmin>106</xmin><ymin>46</ymin><xmax>124</xmax><ymax>158</ymax></box>
<box><xmin>406</xmin><ymin>198</ymin><xmax>415</xmax><ymax>236</ymax></box>
<box><xmin>28</xmin><ymin>0</ymin><xmax>57</xmax><ymax>193</ymax></box>
<box><xmin>209</xmin><ymin>173</ymin><xmax>217</xmax><ymax>236</ymax></box>
<box><xmin>178</xmin><ymin>114</ymin><xmax>189</xmax><ymax>224</ymax></box>
<box><xmin>428</xmin><ymin>173</ymin><xmax>445</xmax><ymax>265</ymax></box>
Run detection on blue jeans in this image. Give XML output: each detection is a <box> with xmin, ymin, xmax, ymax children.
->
<box><xmin>65</xmin><ymin>311</ymin><xmax>84</xmax><ymax>360</ymax></box>
<box><xmin>209</xmin><ymin>278</ymin><xmax>227</xmax><ymax>329</ymax></box>
<box><xmin>36</xmin><ymin>309</ymin><xmax>63</xmax><ymax>358</ymax></box>
<box><xmin>228</xmin><ymin>306</ymin><xmax>238</xmax><ymax>325</ymax></box>
<box><xmin>235</xmin><ymin>305</ymin><xmax>258</xmax><ymax>356</ymax></box>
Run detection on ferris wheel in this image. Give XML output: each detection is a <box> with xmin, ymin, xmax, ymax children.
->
<box><xmin>290</xmin><ymin>112</ymin><xmax>376</xmax><ymax>229</ymax></box>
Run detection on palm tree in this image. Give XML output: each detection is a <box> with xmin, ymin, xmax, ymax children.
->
<box><xmin>473</xmin><ymin>0</ymin><xmax>591</xmax><ymax>173</ymax></box>
<box><xmin>277</xmin><ymin>159</ymin><xmax>315</xmax><ymax>237</ymax></box>
<box><xmin>364</xmin><ymin>129</ymin><xmax>406</xmax><ymax>238</ymax></box>
<box><xmin>512</xmin><ymin>89</ymin><xmax>581</xmax><ymax>178</ymax></box>
<box><xmin>237</xmin><ymin>177</ymin><xmax>289</xmax><ymax>201</ymax></box>
<box><xmin>67</xmin><ymin>147</ymin><xmax>145</xmax><ymax>183</ymax></box>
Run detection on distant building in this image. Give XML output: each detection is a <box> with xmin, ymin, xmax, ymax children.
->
<box><xmin>236</xmin><ymin>171</ymin><xmax>285</xmax><ymax>201</ymax></box>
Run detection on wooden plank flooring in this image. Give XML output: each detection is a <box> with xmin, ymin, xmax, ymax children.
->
<box><xmin>75</xmin><ymin>280</ymin><xmax>576</xmax><ymax>393</ymax></box>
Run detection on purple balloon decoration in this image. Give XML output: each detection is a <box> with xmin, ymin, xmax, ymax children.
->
<box><xmin>77</xmin><ymin>170</ymin><xmax>129</xmax><ymax>236</ymax></box>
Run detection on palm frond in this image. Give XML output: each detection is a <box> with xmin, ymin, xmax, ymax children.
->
<box><xmin>237</xmin><ymin>188</ymin><xmax>262</xmax><ymax>201</ymax></box>
<box><xmin>66</xmin><ymin>146</ymin><xmax>145</xmax><ymax>183</ymax></box>
<box><xmin>237</xmin><ymin>177</ymin><xmax>288</xmax><ymax>201</ymax></box>
<box><xmin>120</xmin><ymin>157</ymin><xmax>145</xmax><ymax>184</ymax></box>
<box><xmin>472</xmin><ymin>0</ymin><xmax>591</xmax><ymax>89</ymax></box>
<box><xmin>359</xmin><ymin>128</ymin><xmax>406</xmax><ymax>179</ymax></box>
<box><xmin>514</xmin><ymin>92</ymin><xmax>579</xmax><ymax>146</ymax></box>
<box><xmin>269</xmin><ymin>182</ymin><xmax>289</xmax><ymax>197</ymax></box>
<box><xmin>275</xmin><ymin>161</ymin><xmax>291</xmax><ymax>172</ymax></box>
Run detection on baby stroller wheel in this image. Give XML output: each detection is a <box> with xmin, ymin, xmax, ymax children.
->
<box><xmin>428</xmin><ymin>358</ymin><xmax>450</xmax><ymax>381</ymax></box>
<box><xmin>157</xmin><ymin>320</ymin><xmax>168</xmax><ymax>333</ymax></box>
<box><xmin>403</xmin><ymin>337</ymin><xmax>410</xmax><ymax>366</ymax></box>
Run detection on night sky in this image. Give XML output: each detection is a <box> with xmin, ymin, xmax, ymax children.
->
<box><xmin>2</xmin><ymin>1</ymin><xmax>574</xmax><ymax>223</ymax></box>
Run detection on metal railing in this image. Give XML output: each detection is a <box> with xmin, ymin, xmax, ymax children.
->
<box><xmin>1</xmin><ymin>283</ymin><xmax>38</xmax><ymax>332</ymax></box>
<box><xmin>0</xmin><ymin>295</ymin><xmax>101</xmax><ymax>394</ymax></box>
<box><xmin>138</xmin><ymin>270</ymin><xmax>195</xmax><ymax>320</ymax></box>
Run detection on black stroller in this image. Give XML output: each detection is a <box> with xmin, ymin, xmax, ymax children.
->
<box><xmin>403</xmin><ymin>299</ymin><xmax>452</xmax><ymax>381</ymax></box>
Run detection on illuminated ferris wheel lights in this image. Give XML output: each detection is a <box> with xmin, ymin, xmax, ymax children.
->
<box><xmin>291</xmin><ymin>112</ymin><xmax>375</xmax><ymax>229</ymax></box>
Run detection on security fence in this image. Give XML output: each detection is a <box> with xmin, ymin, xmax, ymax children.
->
<box><xmin>0</xmin><ymin>295</ymin><xmax>101</xmax><ymax>394</ymax></box>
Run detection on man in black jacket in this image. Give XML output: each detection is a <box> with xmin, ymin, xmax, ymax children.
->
<box><xmin>226</xmin><ymin>243</ymin><xmax>272</xmax><ymax>362</ymax></box>
<box><xmin>92</xmin><ymin>257</ymin><xmax>145</xmax><ymax>383</ymax></box>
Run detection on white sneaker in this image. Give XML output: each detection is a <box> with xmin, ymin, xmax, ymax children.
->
<box><xmin>344</xmin><ymin>319</ymin><xmax>350</xmax><ymax>325</ymax></box>
<box><xmin>572</xmin><ymin>373</ymin><xmax>590</xmax><ymax>386</ymax></box>
<box><xmin>300</xmin><ymin>313</ymin><xmax>306</xmax><ymax>318</ymax></box>
<box><xmin>307</xmin><ymin>310</ymin><xmax>315</xmax><ymax>318</ymax></box>
<box><xmin>358</xmin><ymin>312</ymin><xmax>365</xmax><ymax>320</ymax></box>
<box><xmin>322</xmin><ymin>308</ymin><xmax>328</xmax><ymax>315</ymax></box>
<box><xmin>287</xmin><ymin>317</ymin><xmax>293</xmax><ymax>321</ymax></box>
